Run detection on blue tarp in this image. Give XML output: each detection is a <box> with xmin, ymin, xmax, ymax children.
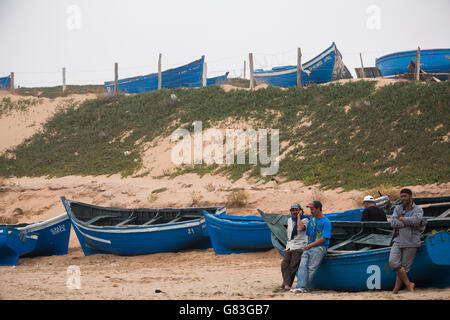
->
<box><xmin>0</xmin><ymin>75</ymin><xmax>10</xmax><ymax>90</ymax></box>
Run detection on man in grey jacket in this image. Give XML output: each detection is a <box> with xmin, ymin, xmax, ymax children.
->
<box><xmin>389</xmin><ymin>188</ymin><xmax>424</xmax><ymax>294</ymax></box>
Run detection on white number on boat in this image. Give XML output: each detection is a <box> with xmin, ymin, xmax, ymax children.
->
<box><xmin>50</xmin><ymin>224</ymin><xmax>66</xmax><ymax>235</ymax></box>
<box><xmin>366</xmin><ymin>265</ymin><xmax>381</xmax><ymax>290</ymax></box>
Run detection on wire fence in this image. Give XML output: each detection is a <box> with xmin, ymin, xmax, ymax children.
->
<box><xmin>0</xmin><ymin>46</ymin><xmax>441</xmax><ymax>89</ymax></box>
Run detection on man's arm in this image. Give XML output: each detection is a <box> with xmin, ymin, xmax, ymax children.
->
<box><xmin>304</xmin><ymin>237</ymin><xmax>326</xmax><ymax>250</ymax></box>
<box><xmin>402</xmin><ymin>206</ymin><xmax>424</xmax><ymax>227</ymax></box>
<box><xmin>390</xmin><ymin>206</ymin><xmax>405</xmax><ymax>229</ymax></box>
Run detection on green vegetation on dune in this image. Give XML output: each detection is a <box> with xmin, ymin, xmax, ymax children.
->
<box><xmin>0</xmin><ymin>80</ymin><xmax>449</xmax><ymax>190</ymax></box>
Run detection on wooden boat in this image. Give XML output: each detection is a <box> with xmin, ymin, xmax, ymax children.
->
<box><xmin>60</xmin><ymin>196</ymin><xmax>225</xmax><ymax>256</ymax></box>
<box><xmin>0</xmin><ymin>227</ymin><xmax>38</xmax><ymax>266</ymax></box>
<box><xmin>207</xmin><ymin>72</ymin><xmax>229</xmax><ymax>86</ymax></box>
<box><xmin>376</xmin><ymin>48</ymin><xmax>450</xmax><ymax>81</ymax></box>
<box><xmin>203</xmin><ymin>212</ymin><xmax>273</xmax><ymax>254</ymax></box>
<box><xmin>1</xmin><ymin>213</ymin><xmax>71</xmax><ymax>257</ymax></box>
<box><xmin>258</xmin><ymin>209</ymin><xmax>450</xmax><ymax>291</ymax></box>
<box><xmin>0</xmin><ymin>75</ymin><xmax>11</xmax><ymax>90</ymax></box>
<box><xmin>253</xmin><ymin>42</ymin><xmax>352</xmax><ymax>87</ymax></box>
<box><xmin>104</xmin><ymin>57</ymin><xmax>229</xmax><ymax>93</ymax></box>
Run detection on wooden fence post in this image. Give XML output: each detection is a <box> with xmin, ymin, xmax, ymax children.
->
<box><xmin>415</xmin><ymin>47</ymin><xmax>421</xmax><ymax>81</ymax></box>
<box><xmin>297</xmin><ymin>48</ymin><xmax>302</xmax><ymax>88</ymax></box>
<box><xmin>203</xmin><ymin>62</ymin><xmax>207</xmax><ymax>87</ymax></box>
<box><xmin>158</xmin><ymin>53</ymin><xmax>162</xmax><ymax>90</ymax></box>
<box><xmin>249</xmin><ymin>53</ymin><xmax>254</xmax><ymax>89</ymax></box>
<box><xmin>10</xmin><ymin>72</ymin><xmax>14</xmax><ymax>94</ymax></box>
<box><xmin>359</xmin><ymin>53</ymin><xmax>365</xmax><ymax>79</ymax></box>
<box><xmin>114</xmin><ymin>63</ymin><xmax>118</xmax><ymax>93</ymax></box>
<box><xmin>62</xmin><ymin>67</ymin><xmax>66</xmax><ymax>93</ymax></box>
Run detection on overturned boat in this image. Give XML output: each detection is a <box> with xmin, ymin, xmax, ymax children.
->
<box><xmin>258</xmin><ymin>209</ymin><xmax>450</xmax><ymax>291</ymax></box>
<box><xmin>376</xmin><ymin>48</ymin><xmax>450</xmax><ymax>81</ymax></box>
<box><xmin>253</xmin><ymin>42</ymin><xmax>352</xmax><ymax>87</ymax></box>
<box><xmin>60</xmin><ymin>196</ymin><xmax>225</xmax><ymax>256</ymax></box>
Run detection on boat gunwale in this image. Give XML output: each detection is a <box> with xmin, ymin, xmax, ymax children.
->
<box><xmin>61</xmin><ymin>197</ymin><xmax>225</xmax><ymax>232</ymax></box>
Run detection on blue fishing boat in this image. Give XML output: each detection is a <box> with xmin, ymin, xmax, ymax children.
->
<box><xmin>203</xmin><ymin>212</ymin><xmax>273</xmax><ymax>254</ymax></box>
<box><xmin>207</xmin><ymin>72</ymin><xmax>229</xmax><ymax>86</ymax></box>
<box><xmin>0</xmin><ymin>227</ymin><xmax>38</xmax><ymax>266</ymax></box>
<box><xmin>0</xmin><ymin>75</ymin><xmax>11</xmax><ymax>90</ymax></box>
<box><xmin>3</xmin><ymin>213</ymin><xmax>72</xmax><ymax>257</ymax></box>
<box><xmin>376</xmin><ymin>48</ymin><xmax>450</xmax><ymax>81</ymax></box>
<box><xmin>324</xmin><ymin>195</ymin><xmax>391</xmax><ymax>221</ymax></box>
<box><xmin>253</xmin><ymin>43</ymin><xmax>352</xmax><ymax>87</ymax></box>
<box><xmin>60</xmin><ymin>196</ymin><xmax>225</xmax><ymax>256</ymax></box>
<box><xmin>258</xmin><ymin>209</ymin><xmax>450</xmax><ymax>291</ymax></box>
<box><xmin>105</xmin><ymin>56</ymin><xmax>205</xmax><ymax>93</ymax></box>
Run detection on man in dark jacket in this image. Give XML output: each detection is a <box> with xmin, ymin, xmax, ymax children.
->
<box><xmin>361</xmin><ymin>195</ymin><xmax>387</xmax><ymax>221</ymax></box>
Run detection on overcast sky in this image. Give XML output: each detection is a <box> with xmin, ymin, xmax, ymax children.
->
<box><xmin>0</xmin><ymin>0</ymin><xmax>449</xmax><ymax>87</ymax></box>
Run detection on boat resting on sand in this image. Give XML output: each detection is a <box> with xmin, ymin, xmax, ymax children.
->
<box><xmin>1</xmin><ymin>213</ymin><xmax>71</xmax><ymax>258</ymax></box>
<box><xmin>60</xmin><ymin>196</ymin><xmax>225</xmax><ymax>256</ymax></box>
<box><xmin>203</xmin><ymin>212</ymin><xmax>273</xmax><ymax>254</ymax></box>
<box><xmin>258</xmin><ymin>209</ymin><xmax>450</xmax><ymax>291</ymax></box>
<box><xmin>0</xmin><ymin>227</ymin><xmax>38</xmax><ymax>266</ymax></box>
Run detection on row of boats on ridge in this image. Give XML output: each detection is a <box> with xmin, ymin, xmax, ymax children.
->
<box><xmin>1</xmin><ymin>195</ymin><xmax>449</xmax><ymax>291</ymax></box>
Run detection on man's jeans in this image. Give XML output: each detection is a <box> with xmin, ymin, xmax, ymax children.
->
<box><xmin>295</xmin><ymin>246</ymin><xmax>327</xmax><ymax>290</ymax></box>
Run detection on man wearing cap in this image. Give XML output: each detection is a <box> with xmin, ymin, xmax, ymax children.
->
<box><xmin>291</xmin><ymin>200</ymin><xmax>332</xmax><ymax>293</ymax></box>
<box><xmin>361</xmin><ymin>195</ymin><xmax>387</xmax><ymax>221</ymax></box>
<box><xmin>275</xmin><ymin>203</ymin><xmax>309</xmax><ymax>292</ymax></box>
<box><xmin>389</xmin><ymin>188</ymin><xmax>424</xmax><ymax>294</ymax></box>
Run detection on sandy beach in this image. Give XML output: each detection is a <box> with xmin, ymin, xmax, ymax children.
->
<box><xmin>0</xmin><ymin>174</ymin><xmax>449</xmax><ymax>300</ymax></box>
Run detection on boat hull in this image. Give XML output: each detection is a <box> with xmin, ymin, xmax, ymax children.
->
<box><xmin>376</xmin><ymin>48</ymin><xmax>450</xmax><ymax>80</ymax></box>
<box><xmin>313</xmin><ymin>232</ymin><xmax>450</xmax><ymax>291</ymax></box>
<box><xmin>204</xmin><ymin>212</ymin><xmax>273</xmax><ymax>254</ymax></box>
<box><xmin>70</xmin><ymin>217</ymin><xmax>211</xmax><ymax>256</ymax></box>
<box><xmin>254</xmin><ymin>43</ymin><xmax>351</xmax><ymax>87</ymax></box>
<box><xmin>17</xmin><ymin>214</ymin><xmax>71</xmax><ymax>257</ymax></box>
<box><xmin>0</xmin><ymin>227</ymin><xmax>38</xmax><ymax>266</ymax></box>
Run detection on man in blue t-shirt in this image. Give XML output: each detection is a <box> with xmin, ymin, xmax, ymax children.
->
<box><xmin>291</xmin><ymin>200</ymin><xmax>332</xmax><ymax>293</ymax></box>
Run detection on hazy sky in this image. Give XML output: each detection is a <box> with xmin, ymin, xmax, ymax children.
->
<box><xmin>0</xmin><ymin>0</ymin><xmax>449</xmax><ymax>87</ymax></box>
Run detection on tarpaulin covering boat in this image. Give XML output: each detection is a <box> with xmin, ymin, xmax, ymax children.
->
<box><xmin>1</xmin><ymin>213</ymin><xmax>71</xmax><ymax>257</ymax></box>
<box><xmin>376</xmin><ymin>48</ymin><xmax>450</xmax><ymax>81</ymax></box>
<box><xmin>0</xmin><ymin>227</ymin><xmax>38</xmax><ymax>266</ymax></box>
<box><xmin>253</xmin><ymin>42</ymin><xmax>352</xmax><ymax>87</ymax></box>
<box><xmin>203</xmin><ymin>212</ymin><xmax>273</xmax><ymax>254</ymax></box>
<box><xmin>0</xmin><ymin>75</ymin><xmax>11</xmax><ymax>90</ymax></box>
<box><xmin>60</xmin><ymin>196</ymin><xmax>225</xmax><ymax>256</ymax></box>
<box><xmin>258</xmin><ymin>209</ymin><xmax>450</xmax><ymax>291</ymax></box>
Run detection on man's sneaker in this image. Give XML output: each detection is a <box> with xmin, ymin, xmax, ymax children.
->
<box><xmin>290</xmin><ymin>288</ymin><xmax>308</xmax><ymax>293</ymax></box>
